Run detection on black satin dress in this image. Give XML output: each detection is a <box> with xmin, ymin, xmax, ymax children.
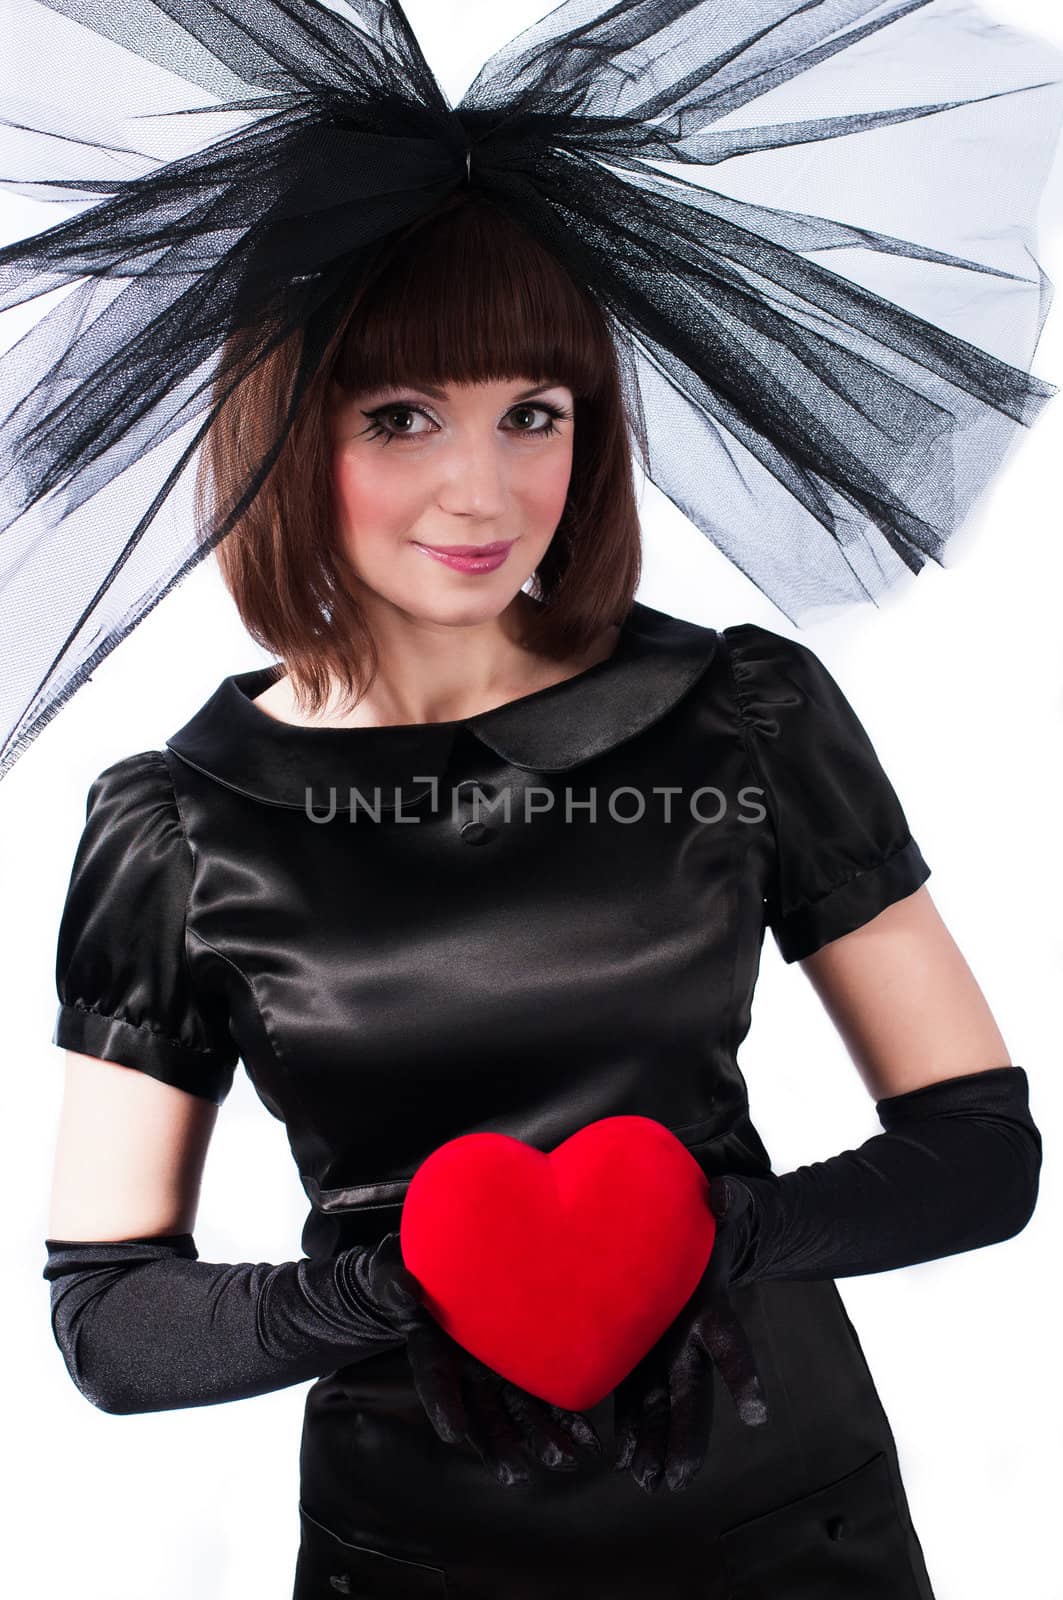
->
<box><xmin>53</xmin><ymin>599</ymin><xmax>938</xmax><ymax>1599</ymax></box>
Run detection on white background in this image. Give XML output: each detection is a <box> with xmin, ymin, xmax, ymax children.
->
<box><xmin>1</xmin><ymin>2</ymin><xmax>1061</xmax><ymax>1596</ymax></box>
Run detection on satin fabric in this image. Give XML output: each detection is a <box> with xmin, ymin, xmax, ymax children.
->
<box><xmin>53</xmin><ymin>598</ymin><xmax>935</xmax><ymax>1596</ymax></box>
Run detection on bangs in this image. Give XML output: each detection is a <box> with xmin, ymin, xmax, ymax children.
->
<box><xmin>331</xmin><ymin>192</ymin><xmax>613</xmax><ymax>402</ymax></box>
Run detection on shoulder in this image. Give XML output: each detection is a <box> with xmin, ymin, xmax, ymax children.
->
<box><xmin>718</xmin><ymin>620</ymin><xmax>824</xmax><ymax>674</ymax></box>
<box><xmin>92</xmin><ymin>747</ymin><xmax>171</xmax><ymax>783</ymax></box>
<box><xmin>715</xmin><ymin>623</ymin><xmax>875</xmax><ymax>750</ymax></box>
<box><xmin>84</xmin><ymin>748</ymin><xmax>174</xmax><ymax>804</ymax></box>
<box><xmin>77</xmin><ymin>750</ymin><xmax>185</xmax><ymax>846</ymax></box>
<box><xmin>716</xmin><ymin>619</ymin><xmax>832</xmax><ymax>708</ymax></box>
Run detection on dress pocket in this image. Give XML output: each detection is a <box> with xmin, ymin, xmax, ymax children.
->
<box><xmin>293</xmin><ymin>1503</ymin><xmax>449</xmax><ymax>1598</ymax></box>
<box><xmin>719</xmin><ymin>1450</ymin><xmax>926</xmax><ymax>1599</ymax></box>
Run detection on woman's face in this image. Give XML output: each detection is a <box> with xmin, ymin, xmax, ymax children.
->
<box><xmin>329</xmin><ymin>376</ymin><xmax>575</xmax><ymax>624</ymax></box>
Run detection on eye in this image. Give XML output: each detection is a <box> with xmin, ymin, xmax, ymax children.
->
<box><xmin>356</xmin><ymin>400</ymin><xmax>572</xmax><ymax>446</ymax></box>
<box><xmin>357</xmin><ymin>403</ymin><xmax>434</xmax><ymax>444</ymax></box>
<box><xmin>503</xmin><ymin>403</ymin><xmax>570</xmax><ymax>438</ymax></box>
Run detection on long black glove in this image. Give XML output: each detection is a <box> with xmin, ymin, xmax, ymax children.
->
<box><xmin>613</xmin><ymin>1064</ymin><xmax>1041</xmax><ymax>1494</ymax></box>
<box><xmin>42</xmin><ymin>1227</ymin><xmax>602</xmax><ymax>1488</ymax></box>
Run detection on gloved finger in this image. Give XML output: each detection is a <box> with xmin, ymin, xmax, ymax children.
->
<box><xmin>497</xmin><ymin>1389</ymin><xmax>602</xmax><ymax>1467</ymax></box>
<box><xmin>615</xmin><ymin>1345</ymin><xmax>671</xmax><ymax>1494</ymax></box>
<box><xmin>402</xmin><ymin>1316</ymin><xmax>470</xmax><ymax>1446</ymax></box>
<box><xmin>611</xmin><ymin>1370</ymin><xmax>641</xmax><ymax>1473</ymax></box>
<box><xmin>498</xmin><ymin>1384</ymin><xmax>582</xmax><ymax>1471</ymax></box>
<box><xmin>662</xmin><ymin>1333</ymin><xmax>714</xmax><ymax>1492</ymax></box>
<box><xmin>699</xmin><ymin>1296</ymin><xmax>769</xmax><ymax>1429</ymax></box>
<box><xmin>550</xmin><ymin>1404</ymin><xmax>603</xmax><ymax>1457</ymax></box>
<box><xmin>612</xmin><ymin>1354</ymin><xmax>665</xmax><ymax>1474</ymax></box>
<box><xmin>461</xmin><ymin>1359</ymin><xmax>535</xmax><ymax>1488</ymax></box>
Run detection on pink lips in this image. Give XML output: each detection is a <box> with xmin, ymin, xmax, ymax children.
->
<box><xmin>413</xmin><ymin>539</ymin><xmax>516</xmax><ymax>573</ymax></box>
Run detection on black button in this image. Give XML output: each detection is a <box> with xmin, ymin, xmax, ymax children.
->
<box><xmin>460</xmin><ymin>820</ymin><xmax>495</xmax><ymax>846</ymax></box>
<box><xmin>455</xmin><ymin>779</ymin><xmax>496</xmax><ymax>800</ymax></box>
<box><xmin>826</xmin><ymin>1515</ymin><xmax>847</xmax><ymax>1541</ymax></box>
<box><xmin>328</xmin><ymin>1575</ymin><xmax>352</xmax><ymax>1594</ymax></box>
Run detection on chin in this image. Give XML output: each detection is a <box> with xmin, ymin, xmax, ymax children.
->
<box><xmin>381</xmin><ymin>584</ymin><xmax>529</xmax><ymax>630</ymax></box>
<box><xmin>428</xmin><ymin>590</ymin><xmax>525</xmax><ymax>625</ymax></box>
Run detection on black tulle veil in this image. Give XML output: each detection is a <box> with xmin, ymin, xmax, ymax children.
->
<box><xmin>0</xmin><ymin>0</ymin><xmax>1061</xmax><ymax>776</ymax></box>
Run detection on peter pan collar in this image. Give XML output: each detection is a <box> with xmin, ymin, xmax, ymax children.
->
<box><xmin>165</xmin><ymin>598</ymin><xmax>719</xmax><ymax>810</ymax></box>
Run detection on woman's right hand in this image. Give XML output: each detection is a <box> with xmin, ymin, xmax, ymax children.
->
<box><xmin>610</xmin><ymin>1175</ymin><xmax>768</xmax><ymax>1494</ymax></box>
<box><xmin>348</xmin><ymin>1230</ymin><xmax>604</xmax><ymax>1488</ymax></box>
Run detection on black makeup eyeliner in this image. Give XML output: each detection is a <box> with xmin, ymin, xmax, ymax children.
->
<box><xmin>357</xmin><ymin>398</ymin><xmax>573</xmax><ymax>445</ymax></box>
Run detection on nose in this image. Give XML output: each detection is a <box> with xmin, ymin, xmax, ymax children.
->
<box><xmin>435</xmin><ymin>430</ymin><xmax>510</xmax><ymax>518</ymax></box>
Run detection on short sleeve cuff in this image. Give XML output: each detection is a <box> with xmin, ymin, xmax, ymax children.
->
<box><xmin>771</xmin><ymin>836</ymin><xmax>932</xmax><ymax>964</ymax></box>
<box><xmin>53</xmin><ymin>1003</ymin><xmax>236</xmax><ymax>1104</ymax></box>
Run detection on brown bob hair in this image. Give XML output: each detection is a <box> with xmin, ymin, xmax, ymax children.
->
<box><xmin>196</xmin><ymin>188</ymin><xmax>645</xmax><ymax>717</ymax></box>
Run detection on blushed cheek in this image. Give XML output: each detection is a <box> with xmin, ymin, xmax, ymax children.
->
<box><xmin>330</xmin><ymin>455</ymin><xmax>412</xmax><ymax>558</ymax></box>
<box><xmin>523</xmin><ymin>449</ymin><xmax>573</xmax><ymax>529</ymax></box>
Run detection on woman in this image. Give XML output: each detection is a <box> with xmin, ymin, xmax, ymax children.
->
<box><xmin>43</xmin><ymin>192</ymin><xmax>1040</xmax><ymax>1599</ymax></box>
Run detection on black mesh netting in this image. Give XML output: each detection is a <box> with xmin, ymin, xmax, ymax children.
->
<box><xmin>1</xmin><ymin>0</ymin><xmax>1062</xmax><ymax>777</ymax></box>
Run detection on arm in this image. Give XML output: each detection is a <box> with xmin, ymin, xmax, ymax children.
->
<box><xmin>43</xmin><ymin>1050</ymin><xmax>606</xmax><ymax>1481</ymax></box>
<box><xmin>44</xmin><ymin>1049</ymin><xmax>406</xmax><ymax>1415</ymax></box>
<box><xmin>798</xmin><ymin>880</ymin><xmax>1013</xmax><ymax>1101</ymax></box>
<box><xmin>725</xmin><ymin>885</ymin><xmax>1042</xmax><ymax>1288</ymax></box>
<box><xmin>47</xmin><ymin>1046</ymin><xmax>219</xmax><ymax>1241</ymax></box>
<box><xmin>45</xmin><ymin>755</ymin><xmax>413</xmax><ymax>1416</ymax></box>
<box><xmin>612</xmin><ymin>887</ymin><xmax>1041</xmax><ymax>1492</ymax></box>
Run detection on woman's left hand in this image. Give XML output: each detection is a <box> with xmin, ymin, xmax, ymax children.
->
<box><xmin>611</xmin><ymin>1175</ymin><xmax>770</xmax><ymax>1494</ymax></box>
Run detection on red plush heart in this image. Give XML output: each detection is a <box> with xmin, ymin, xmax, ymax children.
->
<box><xmin>399</xmin><ymin>1115</ymin><xmax>717</xmax><ymax>1412</ymax></box>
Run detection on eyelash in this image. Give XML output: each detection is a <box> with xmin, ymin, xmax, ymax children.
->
<box><xmin>357</xmin><ymin>399</ymin><xmax>573</xmax><ymax>447</ymax></box>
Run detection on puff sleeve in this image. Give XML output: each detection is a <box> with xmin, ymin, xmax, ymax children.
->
<box><xmin>53</xmin><ymin>750</ymin><xmax>238</xmax><ymax>1103</ymax></box>
<box><xmin>724</xmin><ymin>623</ymin><xmax>931</xmax><ymax>964</ymax></box>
